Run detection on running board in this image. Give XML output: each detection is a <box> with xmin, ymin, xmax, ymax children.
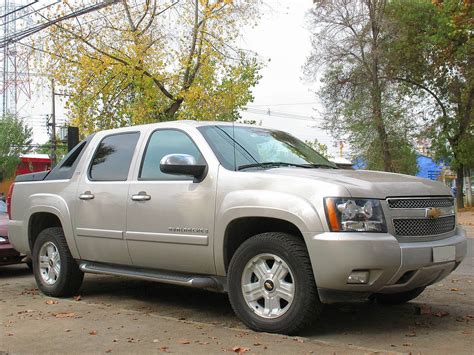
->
<box><xmin>78</xmin><ymin>261</ymin><xmax>225</xmax><ymax>292</ymax></box>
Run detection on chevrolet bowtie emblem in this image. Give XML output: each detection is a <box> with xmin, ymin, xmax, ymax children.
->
<box><xmin>425</xmin><ymin>207</ymin><xmax>442</xmax><ymax>219</ymax></box>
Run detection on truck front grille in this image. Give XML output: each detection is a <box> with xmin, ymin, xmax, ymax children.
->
<box><xmin>393</xmin><ymin>216</ymin><xmax>455</xmax><ymax>240</ymax></box>
<box><xmin>387</xmin><ymin>198</ymin><xmax>453</xmax><ymax>209</ymax></box>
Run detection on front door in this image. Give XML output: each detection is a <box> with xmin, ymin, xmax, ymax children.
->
<box><xmin>125</xmin><ymin>129</ymin><xmax>216</xmax><ymax>274</ymax></box>
<box><xmin>75</xmin><ymin>132</ymin><xmax>140</xmax><ymax>265</ymax></box>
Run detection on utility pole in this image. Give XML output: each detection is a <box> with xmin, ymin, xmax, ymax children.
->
<box><xmin>51</xmin><ymin>78</ymin><xmax>56</xmax><ymax>166</ymax></box>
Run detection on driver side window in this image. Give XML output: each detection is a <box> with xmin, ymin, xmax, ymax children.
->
<box><xmin>139</xmin><ymin>129</ymin><xmax>204</xmax><ymax>181</ymax></box>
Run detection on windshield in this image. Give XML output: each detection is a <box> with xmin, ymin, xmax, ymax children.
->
<box><xmin>198</xmin><ymin>125</ymin><xmax>336</xmax><ymax>171</ymax></box>
<box><xmin>0</xmin><ymin>200</ymin><xmax>6</xmax><ymax>213</ymax></box>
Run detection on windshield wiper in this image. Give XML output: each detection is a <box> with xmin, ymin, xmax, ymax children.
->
<box><xmin>300</xmin><ymin>163</ymin><xmax>337</xmax><ymax>169</ymax></box>
<box><xmin>238</xmin><ymin>162</ymin><xmax>314</xmax><ymax>171</ymax></box>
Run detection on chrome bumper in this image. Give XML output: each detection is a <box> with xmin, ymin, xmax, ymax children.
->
<box><xmin>307</xmin><ymin>226</ymin><xmax>467</xmax><ymax>303</ymax></box>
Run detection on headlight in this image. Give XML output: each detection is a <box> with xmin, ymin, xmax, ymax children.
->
<box><xmin>324</xmin><ymin>198</ymin><xmax>386</xmax><ymax>232</ymax></box>
<box><xmin>0</xmin><ymin>236</ymin><xmax>8</xmax><ymax>244</ymax></box>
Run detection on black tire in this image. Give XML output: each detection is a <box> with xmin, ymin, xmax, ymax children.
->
<box><xmin>375</xmin><ymin>287</ymin><xmax>425</xmax><ymax>305</ymax></box>
<box><xmin>228</xmin><ymin>232</ymin><xmax>321</xmax><ymax>335</ymax></box>
<box><xmin>32</xmin><ymin>227</ymin><xmax>84</xmax><ymax>297</ymax></box>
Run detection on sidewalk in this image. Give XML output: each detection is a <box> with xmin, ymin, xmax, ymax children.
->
<box><xmin>459</xmin><ymin>209</ymin><xmax>474</xmax><ymax>238</ymax></box>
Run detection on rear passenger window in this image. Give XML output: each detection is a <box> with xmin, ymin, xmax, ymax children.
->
<box><xmin>140</xmin><ymin>129</ymin><xmax>204</xmax><ymax>180</ymax></box>
<box><xmin>89</xmin><ymin>133</ymin><xmax>139</xmax><ymax>181</ymax></box>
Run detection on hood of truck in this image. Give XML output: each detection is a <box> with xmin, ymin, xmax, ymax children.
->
<box><xmin>263</xmin><ymin>168</ymin><xmax>452</xmax><ymax>199</ymax></box>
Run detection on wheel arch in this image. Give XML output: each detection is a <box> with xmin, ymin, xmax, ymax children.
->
<box><xmin>27</xmin><ymin>200</ymin><xmax>80</xmax><ymax>258</ymax></box>
<box><xmin>222</xmin><ymin>216</ymin><xmax>305</xmax><ymax>273</ymax></box>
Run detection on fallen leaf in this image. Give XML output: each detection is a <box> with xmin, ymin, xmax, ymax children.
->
<box><xmin>159</xmin><ymin>347</ymin><xmax>169</xmax><ymax>353</ymax></box>
<box><xmin>462</xmin><ymin>330</ymin><xmax>471</xmax><ymax>335</ymax></box>
<box><xmin>53</xmin><ymin>312</ymin><xmax>76</xmax><ymax>318</ymax></box>
<box><xmin>253</xmin><ymin>343</ymin><xmax>262</xmax><ymax>346</ymax></box>
<box><xmin>153</xmin><ymin>339</ymin><xmax>159</xmax><ymax>343</ymax></box>
<box><xmin>450</xmin><ymin>288</ymin><xmax>460</xmax><ymax>292</ymax></box>
<box><xmin>232</xmin><ymin>347</ymin><xmax>250</xmax><ymax>354</ymax></box>
<box><xmin>45</xmin><ymin>300</ymin><xmax>58</xmax><ymax>305</ymax></box>
<box><xmin>403</xmin><ymin>343</ymin><xmax>412</xmax><ymax>347</ymax></box>
<box><xmin>433</xmin><ymin>311</ymin><xmax>449</xmax><ymax>318</ymax></box>
<box><xmin>7</xmin><ymin>333</ymin><xmax>14</xmax><ymax>336</ymax></box>
<box><xmin>178</xmin><ymin>339</ymin><xmax>190</xmax><ymax>345</ymax></box>
<box><xmin>74</xmin><ymin>295</ymin><xmax>82</xmax><ymax>301</ymax></box>
<box><xmin>89</xmin><ymin>330</ymin><xmax>98</xmax><ymax>336</ymax></box>
<box><xmin>405</xmin><ymin>332</ymin><xmax>417</xmax><ymax>337</ymax></box>
<box><xmin>415</xmin><ymin>304</ymin><xmax>432</xmax><ymax>315</ymax></box>
<box><xmin>105</xmin><ymin>350</ymin><xmax>112</xmax><ymax>354</ymax></box>
<box><xmin>65</xmin><ymin>329</ymin><xmax>71</xmax><ymax>332</ymax></box>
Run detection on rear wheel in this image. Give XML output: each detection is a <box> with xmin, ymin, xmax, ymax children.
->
<box><xmin>228</xmin><ymin>232</ymin><xmax>321</xmax><ymax>335</ymax></box>
<box><xmin>375</xmin><ymin>287</ymin><xmax>425</xmax><ymax>305</ymax></box>
<box><xmin>32</xmin><ymin>227</ymin><xmax>84</xmax><ymax>297</ymax></box>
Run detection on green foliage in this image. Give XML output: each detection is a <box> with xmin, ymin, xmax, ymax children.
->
<box><xmin>305</xmin><ymin>139</ymin><xmax>333</xmax><ymax>160</ymax></box>
<box><xmin>305</xmin><ymin>0</ymin><xmax>420</xmax><ymax>174</ymax></box>
<box><xmin>41</xmin><ymin>0</ymin><xmax>263</xmax><ymax>135</ymax></box>
<box><xmin>385</xmin><ymin>0</ymin><xmax>473</xmax><ymax>170</ymax></box>
<box><xmin>318</xmin><ymin>65</ymin><xmax>419</xmax><ymax>175</ymax></box>
<box><xmin>36</xmin><ymin>142</ymin><xmax>68</xmax><ymax>162</ymax></box>
<box><xmin>0</xmin><ymin>114</ymin><xmax>33</xmax><ymax>179</ymax></box>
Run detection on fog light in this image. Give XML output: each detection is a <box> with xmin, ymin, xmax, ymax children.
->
<box><xmin>347</xmin><ymin>270</ymin><xmax>369</xmax><ymax>284</ymax></box>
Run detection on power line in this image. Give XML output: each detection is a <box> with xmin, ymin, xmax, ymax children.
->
<box><xmin>0</xmin><ymin>0</ymin><xmax>121</xmax><ymax>48</ymax></box>
<box><xmin>247</xmin><ymin>102</ymin><xmax>318</xmax><ymax>107</ymax></box>
<box><xmin>0</xmin><ymin>0</ymin><xmax>37</xmax><ymax>20</ymax></box>
<box><xmin>242</xmin><ymin>107</ymin><xmax>319</xmax><ymax>121</ymax></box>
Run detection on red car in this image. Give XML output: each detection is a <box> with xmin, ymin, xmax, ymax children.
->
<box><xmin>0</xmin><ymin>199</ymin><xmax>26</xmax><ymax>266</ymax></box>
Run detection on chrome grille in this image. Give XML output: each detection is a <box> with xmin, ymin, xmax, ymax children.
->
<box><xmin>393</xmin><ymin>216</ymin><xmax>455</xmax><ymax>237</ymax></box>
<box><xmin>388</xmin><ymin>198</ymin><xmax>453</xmax><ymax>209</ymax></box>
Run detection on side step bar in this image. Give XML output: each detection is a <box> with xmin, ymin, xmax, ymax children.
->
<box><xmin>78</xmin><ymin>261</ymin><xmax>225</xmax><ymax>292</ymax></box>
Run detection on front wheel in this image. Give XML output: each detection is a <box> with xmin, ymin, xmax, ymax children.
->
<box><xmin>32</xmin><ymin>227</ymin><xmax>84</xmax><ymax>297</ymax></box>
<box><xmin>374</xmin><ymin>287</ymin><xmax>426</xmax><ymax>305</ymax></box>
<box><xmin>228</xmin><ymin>232</ymin><xmax>321</xmax><ymax>335</ymax></box>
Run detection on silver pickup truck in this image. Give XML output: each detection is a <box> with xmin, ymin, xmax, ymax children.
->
<box><xmin>8</xmin><ymin>121</ymin><xmax>467</xmax><ymax>334</ymax></box>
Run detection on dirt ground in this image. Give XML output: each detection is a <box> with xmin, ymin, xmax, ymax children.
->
<box><xmin>458</xmin><ymin>209</ymin><xmax>474</xmax><ymax>228</ymax></box>
<box><xmin>1</xmin><ymin>217</ymin><xmax>473</xmax><ymax>354</ymax></box>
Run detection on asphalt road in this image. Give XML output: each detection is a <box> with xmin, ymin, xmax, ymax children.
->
<box><xmin>1</xmin><ymin>231</ymin><xmax>473</xmax><ymax>354</ymax></box>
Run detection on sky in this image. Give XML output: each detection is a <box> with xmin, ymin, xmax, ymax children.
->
<box><xmin>15</xmin><ymin>0</ymin><xmax>343</xmax><ymax>158</ymax></box>
<box><xmin>239</xmin><ymin>0</ymin><xmax>342</xmax><ymax>158</ymax></box>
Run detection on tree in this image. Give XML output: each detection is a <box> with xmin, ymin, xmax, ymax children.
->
<box><xmin>36</xmin><ymin>141</ymin><xmax>68</xmax><ymax>162</ymax></box>
<box><xmin>0</xmin><ymin>115</ymin><xmax>33</xmax><ymax>179</ymax></box>
<box><xmin>305</xmin><ymin>139</ymin><xmax>333</xmax><ymax>160</ymax></box>
<box><xmin>305</xmin><ymin>0</ymin><xmax>418</xmax><ymax>175</ymax></box>
<box><xmin>39</xmin><ymin>0</ymin><xmax>262</xmax><ymax>134</ymax></box>
<box><xmin>385</xmin><ymin>0</ymin><xmax>473</xmax><ymax>207</ymax></box>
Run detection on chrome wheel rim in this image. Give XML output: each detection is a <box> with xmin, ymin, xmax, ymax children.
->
<box><xmin>39</xmin><ymin>241</ymin><xmax>61</xmax><ymax>285</ymax></box>
<box><xmin>241</xmin><ymin>253</ymin><xmax>295</xmax><ymax>319</ymax></box>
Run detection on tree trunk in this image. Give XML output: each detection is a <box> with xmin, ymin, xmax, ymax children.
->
<box><xmin>371</xmin><ymin>63</ymin><xmax>393</xmax><ymax>172</ymax></box>
<box><xmin>455</xmin><ymin>165</ymin><xmax>464</xmax><ymax>209</ymax></box>
<box><xmin>465</xmin><ymin>166</ymin><xmax>472</xmax><ymax>208</ymax></box>
<box><xmin>160</xmin><ymin>98</ymin><xmax>184</xmax><ymax>120</ymax></box>
<box><xmin>368</xmin><ymin>0</ymin><xmax>393</xmax><ymax>172</ymax></box>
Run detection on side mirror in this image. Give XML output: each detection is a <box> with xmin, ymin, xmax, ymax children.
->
<box><xmin>160</xmin><ymin>154</ymin><xmax>206</xmax><ymax>180</ymax></box>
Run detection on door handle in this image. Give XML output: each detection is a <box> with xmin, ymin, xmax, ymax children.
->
<box><xmin>131</xmin><ymin>192</ymin><xmax>151</xmax><ymax>201</ymax></box>
<box><xmin>79</xmin><ymin>191</ymin><xmax>95</xmax><ymax>200</ymax></box>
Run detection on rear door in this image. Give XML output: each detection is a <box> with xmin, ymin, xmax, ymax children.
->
<box><xmin>125</xmin><ymin>128</ymin><xmax>216</xmax><ymax>274</ymax></box>
<box><xmin>74</xmin><ymin>132</ymin><xmax>140</xmax><ymax>265</ymax></box>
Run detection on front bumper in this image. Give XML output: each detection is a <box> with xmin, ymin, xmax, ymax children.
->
<box><xmin>307</xmin><ymin>226</ymin><xmax>467</xmax><ymax>303</ymax></box>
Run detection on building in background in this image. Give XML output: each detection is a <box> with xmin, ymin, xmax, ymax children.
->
<box><xmin>0</xmin><ymin>154</ymin><xmax>51</xmax><ymax>195</ymax></box>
